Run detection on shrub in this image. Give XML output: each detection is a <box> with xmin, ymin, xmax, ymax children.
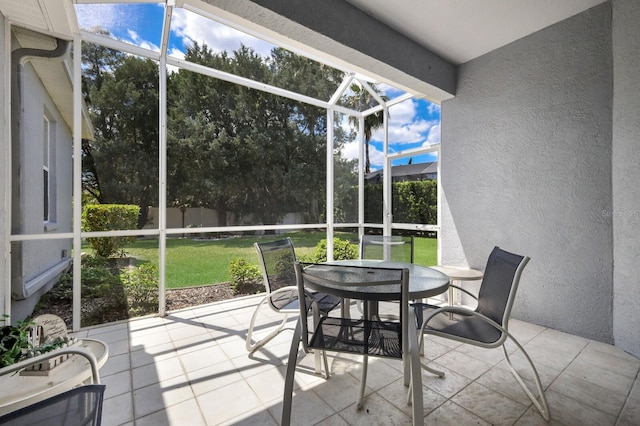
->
<box><xmin>0</xmin><ymin>315</ymin><xmax>33</xmax><ymax>367</ymax></box>
<box><xmin>229</xmin><ymin>258</ymin><xmax>263</xmax><ymax>295</ymax></box>
<box><xmin>82</xmin><ymin>204</ymin><xmax>140</xmax><ymax>257</ymax></box>
<box><xmin>39</xmin><ymin>255</ymin><xmax>118</xmax><ymax>305</ymax></box>
<box><xmin>120</xmin><ymin>264</ymin><xmax>159</xmax><ymax>315</ymax></box>
<box><xmin>301</xmin><ymin>237</ymin><xmax>358</xmax><ymax>263</ymax></box>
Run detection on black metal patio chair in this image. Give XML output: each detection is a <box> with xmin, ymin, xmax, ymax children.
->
<box><xmin>413</xmin><ymin>246</ymin><xmax>550</xmax><ymax>421</ymax></box>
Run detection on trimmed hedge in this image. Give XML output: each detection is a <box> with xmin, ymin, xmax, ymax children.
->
<box><xmin>82</xmin><ymin>204</ymin><xmax>140</xmax><ymax>257</ymax></box>
<box><xmin>335</xmin><ymin>180</ymin><xmax>437</xmax><ymax>226</ymax></box>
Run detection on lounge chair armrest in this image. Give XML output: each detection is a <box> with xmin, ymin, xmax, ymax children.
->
<box><xmin>448</xmin><ymin>284</ymin><xmax>478</xmax><ymax>301</ymax></box>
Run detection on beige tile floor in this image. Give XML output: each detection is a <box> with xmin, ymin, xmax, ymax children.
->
<box><xmin>73</xmin><ymin>295</ymin><xmax>640</xmax><ymax>426</ymax></box>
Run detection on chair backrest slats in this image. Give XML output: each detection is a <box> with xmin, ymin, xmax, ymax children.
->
<box><xmin>360</xmin><ymin>235</ymin><xmax>414</xmax><ymax>263</ymax></box>
<box><xmin>476</xmin><ymin>246</ymin><xmax>530</xmax><ymax>327</ymax></box>
<box><xmin>255</xmin><ymin>238</ymin><xmax>297</xmax><ymax>309</ymax></box>
<box><xmin>294</xmin><ymin>262</ymin><xmax>409</xmax><ymax>353</ymax></box>
<box><xmin>0</xmin><ymin>384</ymin><xmax>106</xmax><ymax>426</ymax></box>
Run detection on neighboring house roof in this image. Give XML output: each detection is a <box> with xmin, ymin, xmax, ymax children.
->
<box><xmin>365</xmin><ymin>162</ymin><xmax>437</xmax><ymax>183</ymax></box>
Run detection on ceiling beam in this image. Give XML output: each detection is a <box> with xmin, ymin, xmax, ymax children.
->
<box><xmin>197</xmin><ymin>0</ymin><xmax>457</xmax><ymax>102</ymax></box>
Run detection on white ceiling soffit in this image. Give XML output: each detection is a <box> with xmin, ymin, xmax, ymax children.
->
<box><xmin>345</xmin><ymin>0</ymin><xmax>607</xmax><ymax>64</ymax></box>
<box><xmin>0</xmin><ymin>0</ymin><xmax>77</xmax><ymax>39</ymax></box>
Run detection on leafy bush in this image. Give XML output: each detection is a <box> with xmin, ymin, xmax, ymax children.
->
<box><xmin>82</xmin><ymin>204</ymin><xmax>140</xmax><ymax>257</ymax></box>
<box><xmin>300</xmin><ymin>237</ymin><xmax>358</xmax><ymax>263</ymax></box>
<box><xmin>229</xmin><ymin>258</ymin><xmax>263</xmax><ymax>295</ymax></box>
<box><xmin>39</xmin><ymin>255</ymin><xmax>118</xmax><ymax>305</ymax></box>
<box><xmin>120</xmin><ymin>264</ymin><xmax>159</xmax><ymax>315</ymax></box>
<box><xmin>0</xmin><ymin>315</ymin><xmax>33</xmax><ymax>367</ymax></box>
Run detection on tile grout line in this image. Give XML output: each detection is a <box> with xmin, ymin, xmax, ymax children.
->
<box><xmin>614</xmin><ymin>363</ymin><xmax>640</xmax><ymax>426</ymax></box>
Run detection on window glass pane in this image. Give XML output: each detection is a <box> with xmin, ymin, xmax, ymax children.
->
<box><xmin>43</xmin><ymin>117</ymin><xmax>49</xmax><ymax>167</ymax></box>
<box><xmin>43</xmin><ymin>117</ymin><xmax>50</xmax><ymax>222</ymax></box>
<box><xmin>43</xmin><ymin>170</ymin><xmax>49</xmax><ymax>221</ymax></box>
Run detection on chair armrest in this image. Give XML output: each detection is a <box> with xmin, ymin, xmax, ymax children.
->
<box><xmin>267</xmin><ymin>285</ymin><xmax>299</xmax><ymax>301</ymax></box>
<box><xmin>0</xmin><ymin>345</ymin><xmax>101</xmax><ymax>384</ymax></box>
<box><xmin>448</xmin><ymin>284</ymin><xmax>478</xmax><ymax>301</ymax></box>
<box><xmin>423</xmin><ymin>306</ymin><xmax>505</xmax><ymax>334</ymax></box>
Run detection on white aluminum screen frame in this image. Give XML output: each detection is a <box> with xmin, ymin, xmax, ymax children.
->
<box><xmin>4</xmin><ymin>1</ymin><xmax>441</xmax><ymax>330</ymax></box>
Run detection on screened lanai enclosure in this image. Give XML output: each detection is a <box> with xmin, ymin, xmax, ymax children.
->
<box><xmin>6</xmin><ymin>0</ymin><xmax>441</xmax><ymax>330</ymax></box>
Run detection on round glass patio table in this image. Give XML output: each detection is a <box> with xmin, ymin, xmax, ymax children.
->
<box><xmin>319</xmin><ymin>259</ymin><xmax>450</xmax><ymax>301</ymax></box>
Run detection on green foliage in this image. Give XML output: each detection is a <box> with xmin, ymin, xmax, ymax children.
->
<box><xmin>82</xmin><ymin>204</ymin><xmax>140</xmax><ymax>257</ymax></box>
<box><xmin>0</xmin><ymin>315</ymin><xmax>33</xmax><ymax>367</ymax></box>
<box><xmin>336</xmin><ymin>180</ymin><xmax>437</xmax><ymax>226</ymax></box>
<box><xmin>228</xmin><ymin>258</ymin><xmax>263</xmax><ymax>295</ymax></box>
<box><xmin>45</xmin><ymin>270</ymin><xmax>73</xmax><ymax>303</ymax></box>
<box><xmin>0</xmin><ymin>316</ymin><xmax>75</xmax><ymax>368</ymax></box>
<box><xmin>392</xmin><ymin>180</ymin><xmax>438</xmax><ymax>225</ymax></box>
<box><xmin>82</xmin><ymin>49</ymin><xmax>160</xmax><ymax>228</ymax></box>
<box><xmin>343</xmin><ymin>83</ymin><xmax>388</xmax><ymax>174</ymax></box>
<box><xmin>83</xmin><ymin>36</ymin><xmax>351</xmax><ymax>228</ymax></box>
<box><xmin>120</xmin><ymin>264</ymin><xmax>159</xmax><ymax>315</ymax></box>
<box><xmin>37</xmin><ymin>255</ymin><xmax>120</xmax><ymax>307</ymax></box>
<box><xmin>301</xmin><ymin>237</ymin><xmax>358</xmax><ymax>263</ymax></box>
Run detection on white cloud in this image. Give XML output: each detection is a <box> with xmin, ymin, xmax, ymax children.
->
<box><xmin>76</xmin><ymin>4</ymin><xmax>275</xmax><ymax>58</ymax></box>
<box><xmin>170</xmin><ymin>9</ymin><xmax>275</xmax><ymax>56</ymax></box>
<box><xmin>342</xmin><ymin>141</ymin><xmax>385</xmax><ymax>170</ymax></box>
<box><xmin>342</xmin><ymin>141</ymin><xmax>359</xmax><ymax>161</ymax></box>
<box><xmin>76</xmin><ymin>4</ymin><xmax>126</xmax><ymax>32</ymax></box>
<box><xmin>424</xmin><ymin>123</ymin><xmax>441</xmax><ymax>145</ymax></box>
<box><xmin>368</xmin><ymin>145</ymin><xmax>386</xmax><ymax>169</ymax></box>
<box><xmin>367</xmin><ymin>99</ymin><xmax>438</xmax><ymax>146</ymax></box>
<box><xmin>127</xmin><ymin>30</ymin><xmax>159</xmax><ymax>52</ymax></box>
<box><xmin>427</xmin><ymin>102</ymin><xmax>441</xmax><ymax>116</ymax></box>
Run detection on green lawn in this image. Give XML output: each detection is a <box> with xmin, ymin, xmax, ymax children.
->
<box><xmin>108</xmin><ymin>231</ymin><xmax>437</xmax><ymax>289</ymax></box>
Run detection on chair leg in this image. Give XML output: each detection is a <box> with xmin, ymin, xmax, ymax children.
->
<box><xmin>357</xmin><ymin>355</ymin><xmax>368</xmax><ymax>409</ymax></box>
<box><xmin>417</xmin><ymin>332</ymin><xmax>445</xmax><ymax>378</ymax></box>
<box><xmin>322</xmin><ymin>349</ymin><xmax>330</xmax><ymax>379</ymax></box>
<box><xmin>502</xmin><ymin>339</ymin><xmax>550</xmax><ymax>421</ymax></box>
<box><xmin>342</xmin><ymin>298</ymin><xmax>351</xmax><ymax>319</ymax></box>
<box><xmin>407</xmin><ymin>309</ymin><xmax>424</xmax><ymax>426</ymax></box>
<box><xmin>245</xmin><ymin>295</ymin><xmax>290</xmax><ymax>353</ymax></box>
<box><xmin>281</xmin><ymin>318</ymin><xmax>302</xmax><ymax>426</ymax></box>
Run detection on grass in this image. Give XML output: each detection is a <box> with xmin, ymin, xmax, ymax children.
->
<box><xmin>94</xmin><ymin>231</ymin><xmax>437</xmax><ymax>289</ymax></box>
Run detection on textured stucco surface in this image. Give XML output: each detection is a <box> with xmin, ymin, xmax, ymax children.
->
<box><xmin>441</xmin><ymin>4</ymin><xmax>614</xmax><ymax>343</ymax></box>
<box><xmin>203</xmin><ymin>0</ymin><xmax>456</xmax><ymax>102</ymax></box>
<box><xmin>612</xmin><ymin>0</ymin><xmax>640</xmax><ymax>356</ymax></box>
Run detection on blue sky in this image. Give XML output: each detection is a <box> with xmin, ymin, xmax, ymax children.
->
<box><xmin>75</xmin><ymin>2</ymin><xmax>440</xmax><ymax>170</ymax></box>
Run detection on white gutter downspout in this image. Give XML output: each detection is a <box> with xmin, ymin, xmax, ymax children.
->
<box><xmin>10</xmin><ymin>35</ymin><xmax>70</xmax><ymax>303</ymax></box>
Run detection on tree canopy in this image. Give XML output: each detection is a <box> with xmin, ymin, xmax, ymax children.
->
<box><xmin>81</xmin><ymin>36</ymin><xmax>358</xmax><ymax>228</ymax></box>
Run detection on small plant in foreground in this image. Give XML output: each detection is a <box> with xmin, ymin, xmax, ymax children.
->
<box><xmin>120</xmin><ymin>264</ymin><xmax>159</xmax><ymax>316</ymax></box>
<box><xmin>229</xmin><ymin>258</ymin><xmax>263</xmax><ymax>295</ymax></box>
